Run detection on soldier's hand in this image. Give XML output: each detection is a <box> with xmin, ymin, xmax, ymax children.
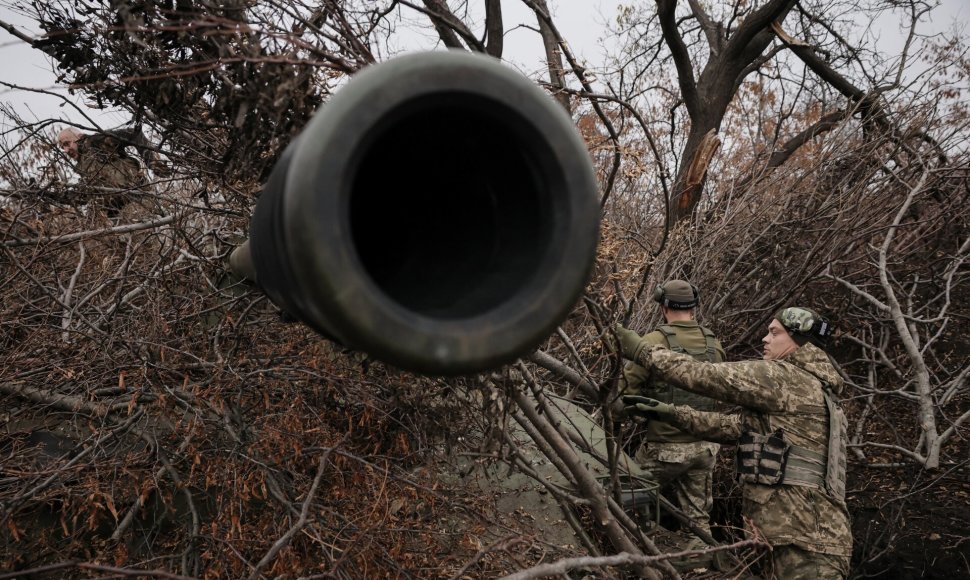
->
<box><xmin>614</xmin><ymin>324</ymin><xmax>646</xmax><ymax>361</ymax></box>
<box><xmin>621</xmin><ymin>396</ymin><xmax>676</xmax><ymax>422</ymax></box>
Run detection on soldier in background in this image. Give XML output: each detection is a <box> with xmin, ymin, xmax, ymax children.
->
<box><xmin>56</xmin><ymin>126</ymin><xmax>167</xmax><ymax>217</ymax></box>
<box><xmin>617</xmin><ymin>307</ymin><xmax>852</xmax><ymax>579</ymax></box>
<box><xmin>617</xmin><ymin>280</ymin><xmax>725</xmax><ymax>558</ymax></box>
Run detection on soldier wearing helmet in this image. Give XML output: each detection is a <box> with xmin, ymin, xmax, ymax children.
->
<box><xmin>617</xmin><ymin>280</ymin><xmax>726</xmax><ymax>559</ymax></box>
<box><xmin>616</xmin><ymin>307</ymin><xmax>851</xmax><ymax>579</ymax></box>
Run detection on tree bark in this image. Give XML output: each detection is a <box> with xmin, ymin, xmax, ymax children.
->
<box><xmin>531</xmin><ymin>0</ymin><xmax>570</xmax><ymax>113</ymax></box>
<box><xmin>484</xmin><ymin>0</ymin><xmax>503</xmax><ymax>58</ymax></box>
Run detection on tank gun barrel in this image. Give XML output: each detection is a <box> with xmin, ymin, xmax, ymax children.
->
<box><xmin>232</xmin><ymin>51</ymin><xmax>599</xmax><ymax>375</ymax></box>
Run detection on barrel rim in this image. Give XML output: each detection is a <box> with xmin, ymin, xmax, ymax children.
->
<box><xmin>285</xmin><ymin>51</ymin><xmax>600</xmax><ymax>374</ymax></box>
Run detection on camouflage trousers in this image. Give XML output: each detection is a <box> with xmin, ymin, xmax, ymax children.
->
<box><xmin>767</xmin><ymin>544</ymin><xmax>849</xmax><ymax>579</ymax></box>
<box><xmin>634</xmin><ymin>440</ymin><xmax>719</xmax><ymax>536</ymax></box>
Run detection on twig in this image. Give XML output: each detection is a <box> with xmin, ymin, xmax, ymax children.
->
<box><xmin>59</xmin><ymin>241</ymin><xmax>86</xmax><ymax>343</ymax></box>
<box><xmin>111</xmin><ymin>431</ymin><xmax>196</xmax><ymax>541</ymax></box>
<box><xmin>246</xmin><ymin>444</ymin><xmax>338</xmax><ymax>580</ymax></box>
<box><xmin>447</xmin><ymin>536</ymin><xmax>531</xmax><ymax>580</ymax></box>
<box><xmin>1</xmin><ymin>409</ymin><xmax>144</xmax><ymax>519</ymax></box>
<box><xmin>507</xmin><ymin>373</ymin><xmax>658</xmax><ymax>579</ymax></box>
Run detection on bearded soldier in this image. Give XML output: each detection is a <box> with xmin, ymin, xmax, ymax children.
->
<box><xmin>618</xmin><ymin>280</ymin><xmax>725</xmax><ymax>557</ymax></box>
<box><xmin>616</xmin><ymin>307</ymin><xmax>851</xmax><ymax>579</ymax></box>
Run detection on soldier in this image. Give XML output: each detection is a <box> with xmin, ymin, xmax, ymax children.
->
<box><xmin>56</xmin><ymin>126</ymin><xmax>165</xmax><ymax>217</ymax></box>
<box><xmin>616</xmin><ymin>307</ymin><xmax>852</xmax><ymax>579</ymax></box>
<box><xmin>617</xmin><ymin>280</ymin><xmax>725</xmax><ymax>555</ymax></box>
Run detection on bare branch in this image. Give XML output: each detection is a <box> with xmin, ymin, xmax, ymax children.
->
<box><xmin>656</xmin><ymin>0</ymin><xmax>699</xmax><ymax>115</ymax></box>
<box><xmin>685</xmin><ymin>0</ymin><xmax>723</xmax><ymax>56</ymax></box>
<box><xmin>527</xmin><ymin>350</ymin><xmax>598</xmax><ymax>400</ymax></box>
<box><xmin>2</xmin><ymin>214</ymin><xmax>177</xmax><ymax>247</ymax></box>
<box><xmin>500</xmin><ymin>538</ymin><xmax>765</xmax><ymax>580</ymax></box>
<box><xmin>247</xmin><ymin>444</ymin><xmax>338</xmax><ymax>580</ymax></box>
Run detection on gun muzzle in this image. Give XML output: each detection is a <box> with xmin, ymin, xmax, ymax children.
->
<box><xmin>235</xmin><ymin>51</ymin><xmax>599</xmax><ymax>375</ymax></box>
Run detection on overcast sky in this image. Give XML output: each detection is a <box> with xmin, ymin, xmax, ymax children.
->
<box><xmin>0</xmin><ymin>0</ymin><xmax>965</xmax><ymax>133</ymax></box>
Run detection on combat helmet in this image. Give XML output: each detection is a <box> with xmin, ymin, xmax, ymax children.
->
<box><xmin>774</xmin><ymin>307</ymin><xmax>834</xmax><ymax>348</ymax></box>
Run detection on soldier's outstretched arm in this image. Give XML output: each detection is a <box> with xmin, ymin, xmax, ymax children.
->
<box><xmin>668</xmin><ymin>406</ymin><xmax>743</xmax><ymax>443</ymax></box>
<box><xmin>622</xmin><ymin>395</ymin><xmax>742</xmax><ymax>442</ymax></box>
<box><xmin>635</xmin><ymin>346</ymin><xmax>793</xmax><ymax>413</ymax></box>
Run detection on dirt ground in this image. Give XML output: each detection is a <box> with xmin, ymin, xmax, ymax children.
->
<box><xmin>847</xmin><ymin>461</ymin><xmax>970</xmax><ymax>579</ymax></box>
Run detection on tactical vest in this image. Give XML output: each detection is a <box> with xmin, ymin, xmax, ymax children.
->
<box><xmin>657</xmin><ymin>324</ymin><xmax>721</xmax><ymax>412</ymax></box>
<box><xmin>737</xmin><ymin>384</ymin><xmax>848</xmax><ymax>504</ymax></box>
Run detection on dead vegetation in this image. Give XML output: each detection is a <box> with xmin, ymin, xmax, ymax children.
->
<box><xmin>1</xmin><ymin>1</ymin><xmax>969</xmax><ymax>578</ymax></box>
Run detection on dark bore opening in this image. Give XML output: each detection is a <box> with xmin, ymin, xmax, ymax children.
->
<box><xmin>350</xmin><ymin>95</ymin><xmax>551</xmax><ymax>319</ymax></box>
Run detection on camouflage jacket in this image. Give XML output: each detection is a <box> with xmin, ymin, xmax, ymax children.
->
<box><xmin>76</xmin><ymin>131</ymin><xmax>147</xmax><ymax>190</ymax></box>
<box><xmin>620</xmin><ymin>320</ymin><xmax>725</xmax><ymax>443</ymax></box>
<box><xmin>73</xmin><ymin>129</ymin><xmax>153</xmax><ymax>215</ymax></box>
<box><xmin>633</xmin><ymin>342</ymin><xmax>852</xmax><ymax>557</ymax></box>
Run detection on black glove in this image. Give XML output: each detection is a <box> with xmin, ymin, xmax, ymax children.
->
<box><xmin>621</xmin><ymin>396</ymin><xmax>676</xmax><ymax>422</ymax></box>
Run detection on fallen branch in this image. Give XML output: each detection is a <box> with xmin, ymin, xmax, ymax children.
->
<box><xmin>0</xmin><ymin>561</ymin><xmax>196</xmax><ymax>580</ymax></box>
<box><xmin>499</xmin><ymin>537</ymin><xmax>766</xmax><ymax>580</ymax></box>
<box><xmin>2</xmin><ymin>214</ymin><xmax>176</xmax><ymax>247</ymax></box>
<box><xmin>0</xmin><ymin>380</ymin><xmax>119</xmax><ymax>417</ymax></box>
<box><xmin>247</xmin><ymin>443</ymin><xmax>339</xmax><ymax>580</ymax></box>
